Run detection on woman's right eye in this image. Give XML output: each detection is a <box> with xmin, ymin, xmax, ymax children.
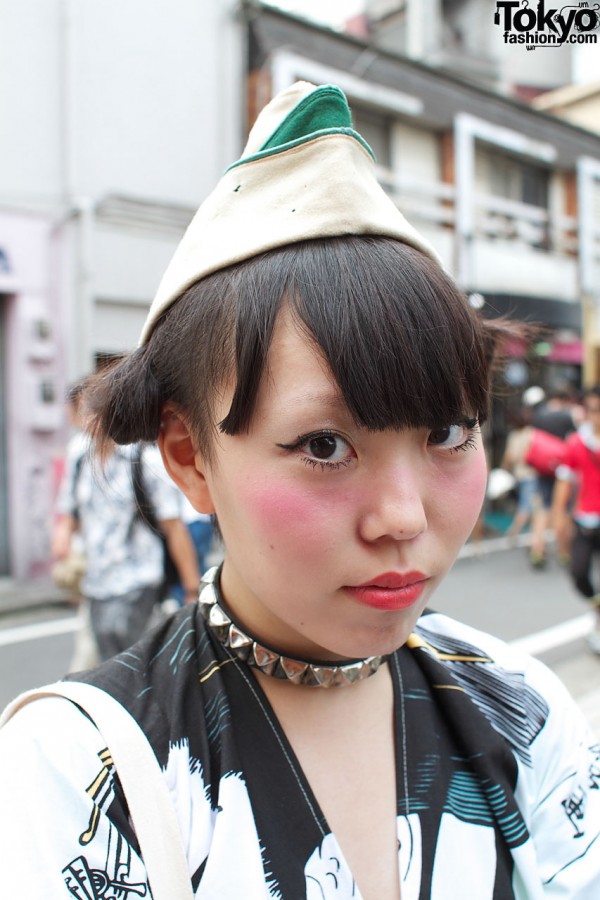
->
<box><xmin>277</xmin><ymin>431</ymin><xmax>356</xmax><ymax>470</ymax></box>
<box><xmin>302</xmin><ymin>433</ymin><xmax>351</xmax><ymax>462</ymax></box>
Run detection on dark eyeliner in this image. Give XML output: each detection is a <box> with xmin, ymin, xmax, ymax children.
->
<box><xmin>276</xmin><ymin>429</ymin><xmax>338</xmax><ymax>452</ymax></box>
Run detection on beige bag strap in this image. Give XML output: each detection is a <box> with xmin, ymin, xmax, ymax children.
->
<box><xmin>0</xmin><ymin>682</ymin><xmax>194</xmax><ymax>900</ymax></box>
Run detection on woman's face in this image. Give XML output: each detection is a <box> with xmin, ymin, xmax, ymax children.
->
<box><xmin>199</xmin><ymin>308</ymin><xmax>487</xmax><ymax>661</ymax></box>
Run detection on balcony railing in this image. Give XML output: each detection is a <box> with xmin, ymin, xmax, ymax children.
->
<box><xmin>375</xmin><ymin>166</ymin><xmax>589</xmax><ymax>261</ymax></box>
<box><xmin>473</xmin><ymin>193</ymin><xmax>580</xmax><ymax>256</ymax></box>
<box><xmin>375</xmin><ymin>167</ymin><xmax>456</xmax><ymax>227</ymax></box>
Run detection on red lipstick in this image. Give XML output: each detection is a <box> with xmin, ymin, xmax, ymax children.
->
<box><xmin>345</xmin><ymin>571</ymin><xmax>428</xmax><ymax>611</ymax></box>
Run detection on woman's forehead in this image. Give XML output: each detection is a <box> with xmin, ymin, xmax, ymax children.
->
<box><xmin>260</xmin><ymin>309</ymin><xmax>346</xmax><ymax>411</ymax></box>
<box><xmin>267</xmin><ymin>306</ymin><xmax>328</xmax><ymax>368</ymax></box>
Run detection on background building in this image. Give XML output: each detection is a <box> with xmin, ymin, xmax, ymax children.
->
<box><xmin>0</xmin><ymin>0</ymin><xmax>243</xmax><ymax>578</ymax></box>
<box><xmin>356</xmin><ymin>0</ymin><xmax>598</xmax><ymax>98</ymax></box>
<box><xmin>532</xmin><ymin>81</ymin><xmax>600</xmax><ymax>135</ymax></box>
<box><xmin>1</xmin><ymin>0</ymin><xmax>599</xmax><ymax>579</ymax></box>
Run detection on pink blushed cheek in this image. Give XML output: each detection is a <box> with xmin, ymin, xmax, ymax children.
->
<box><xmin>243</xmin><ymin>483</ymin><xmax>331</xmax><ymax>550</ymax></box>
<box><xmin>458</xmin><ymin>457</ymin><xmax>488</xmax><ymax>525</ymax></box>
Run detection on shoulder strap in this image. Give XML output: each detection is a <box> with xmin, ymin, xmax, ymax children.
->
<box><xmin>0</xmin><ymin>682</ymin><xmax>194</xmax><ymax>900</ymax></box>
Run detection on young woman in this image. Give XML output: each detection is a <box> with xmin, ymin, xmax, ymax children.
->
<box><xmin>1</xmin><ymin>82</ymin><xmax>598</xmax><ymax>899</ymax></box>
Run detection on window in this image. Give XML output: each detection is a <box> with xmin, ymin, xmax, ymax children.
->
<box><xmin>352</xmin><ymin>106</ymin><xmax>392</xmax><ymax>168</ymax></box>
<box><xmin>487</xmin><ymin>149</ymin><xmax>549</xmax><ymax>208</ymax></box>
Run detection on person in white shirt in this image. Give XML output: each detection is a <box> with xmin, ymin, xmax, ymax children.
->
<box><xmin>53</xmin><ymin>438</ymin><xmax>200</xmax><ymax>661</ymax></box>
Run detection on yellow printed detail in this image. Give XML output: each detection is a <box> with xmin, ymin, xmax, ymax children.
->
<box><xmin>79</xmin><ymin>804</ymin><xmax>100</xmax><ymax>846</ymax></box>
<box><xmin>79</xmin><ymin>747</ymin><xmax>115</xmax><ymax>845</ymax></box>
<box><xmin>85</xmin><ymin>764</ymin><xmax>111</xmax><ymax>800</ymax></box>
<box><xmin>198</xmin><ymin>656</ymin><xmax>237</xmax><ymax>683</ymax></box>
<box><xmin>407</xmin><ymin>632</ymin><xmax>492</xmax><ymax>663</ymax></box>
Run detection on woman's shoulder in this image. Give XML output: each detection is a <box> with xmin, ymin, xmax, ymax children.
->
<box><xmin>70</xmin><ymin>605</ymin><xmax>213</xmax><ymax>763</ymax></box>
<box><xmin>410</xmin><ymin>611</ymin><xmax>592</xmax><ymax>746</ymax></box>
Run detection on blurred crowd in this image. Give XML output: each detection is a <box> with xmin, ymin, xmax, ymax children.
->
<box><xmin>493</xmin><ymin>384</ymin><xmax>600</xmax><ymax>654</ymax></box>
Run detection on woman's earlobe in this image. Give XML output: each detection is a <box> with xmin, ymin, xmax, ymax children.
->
<box><xmin>158</xmin><ymin>409</ymin><xmax>216</xmax><ymax>514</ymax></box>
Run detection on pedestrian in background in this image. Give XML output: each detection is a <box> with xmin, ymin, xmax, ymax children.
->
<box><xmin>553</xmin><ymin>385</ymin><xmax>600</xmax><ymax>655</ymax></box>
<box><xmin>53</xmin><ymin>436</ymin><xmax>200</xmax><ymax>662</ymax></box>
<box><xmin>523</xmin><ymin>386</ymin><xmax>578</xmax><ymax>567</ymax></box>
<box><xmin>501</xmin><ymin>406</ymin><xmax>538</xmax><ymax>542</ymax></box>
<box><xmin>51</xmin><ymin>378</ymin><xmax>98</xmax><ymax>671</ymax></box>
<box><xmin>1</xmin><ymin>81</ymin><xmax>598</xmax><ymax>898</ymax></box>
<box><xmin>182</xmin><ymin>504</ymin><xmax>216</xmax><ymax>576</ymax></box>
<box><xmin>163</xmin><ymin>494</ymin><xmax>217</xmax><ymax>607</ymax></box>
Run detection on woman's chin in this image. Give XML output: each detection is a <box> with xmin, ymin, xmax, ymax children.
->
<box><xmin>325</xmin><ymin>628</ymin><xmax>413</xmax><ymax>663</ymax></box>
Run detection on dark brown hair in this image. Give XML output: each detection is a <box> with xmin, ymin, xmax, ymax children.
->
<box><xmin>87</xmin><ymin>236</ymin><xmax>511</xmax><ymax>461</ymax></box>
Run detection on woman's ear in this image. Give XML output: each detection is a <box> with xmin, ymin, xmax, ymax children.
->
<box><xmin>158</xmin><ymin>408</ymin><xmax>216</xmax><ymax>514</ymax></box>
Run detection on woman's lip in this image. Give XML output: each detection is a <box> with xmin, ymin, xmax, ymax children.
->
<box><xmin>344</xmin><ymin>572</ymin><xmax>429</xmax><ymax>611</ymax></box>
<box><xmin>351</xmin><ymin>571</ymin><xmax>428</xmax><ymax>590</ymax></box>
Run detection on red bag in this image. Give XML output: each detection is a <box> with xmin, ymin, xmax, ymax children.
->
<box><xmin>525</xmin><ymin>428</ymin><xmax>567</xmax><ymax>476</ymax></box>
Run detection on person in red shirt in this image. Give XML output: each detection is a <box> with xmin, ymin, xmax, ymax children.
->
<box><xmin>553</xmin><ymin>386</ymin><xmax>600</xmax><ymax>653</ymax></box>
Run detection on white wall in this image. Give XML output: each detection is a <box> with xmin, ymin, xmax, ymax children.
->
<box><xmin>66</xmin><ymin>0</ymin><xmax>242</xmax><ymax>203</ymax></box>
<box><xmin>0</xmin><ymin>0</ymin><xmax>243</xmax><ymax>206</ymax></box>
<box><xmin>0</xmin><ymin>0</ymin><xmax>64</xmax><ymax>206</ymax></box>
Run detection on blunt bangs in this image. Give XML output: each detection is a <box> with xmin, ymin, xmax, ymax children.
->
<box><xmin>220</xmin><ymin>236</ymin><xmax>490</xmax><ymax>436</ymax></box>
<box><xmin>87</xmin><ymin>236</ymin><xmax>505</xmax><ymax>461</ymax></box>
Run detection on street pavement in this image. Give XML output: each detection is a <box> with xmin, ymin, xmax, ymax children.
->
<box><xmin>1</xmin><ymin>536</ymin><xmax>599</xmax><ymax>736</ymax></box>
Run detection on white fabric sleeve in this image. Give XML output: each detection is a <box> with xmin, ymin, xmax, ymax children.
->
<box><xmin>0</xmin><ymin>697</ymin><xmax>150</xmax><ymax>899</ymax></box>
<box><xmin>422</xmin><ymin>613</ymin><xmax>600</xmax><ymax>896</ymax></box>
<box><xmin>514</xmin><ymin>654</ymin><xmax>600</xmax><ymax>895</ymax></box>
<box><xmin>554</xmin><ymin>463</ymin><xmax>576</xmax><ymax>482</ymax></box>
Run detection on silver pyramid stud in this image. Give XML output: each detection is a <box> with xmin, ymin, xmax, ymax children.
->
<box><xmin>207</xmin><ymin>603</ymin><xmax>231</xmax><ymax>642</ymax></box>
<box><xmin>200</xmin><ymin>566</ymin><xmax>220</xmax><ymax>587</ymax></box>
<box><xmin>331</xmin><ymin>667</ymin><xmax>353</xmax><ymax>687</ymax></box>
<box><xmin>228</xmin><ymin>624</ymin><xmax>252</xmax><ymax>649</ymax></box>
<box><xmin>252</xmin><ymin>644</ymin><xmax>279</xmax><ymax>674</ymax></box>
<box><xmin>310</xmin><ymin>666</ymin><xmax>337</xmax><ymax>687</ymax></box>
<box><xmin>228</xmin><ymin>625</ymin><xmax>252</xmax><ymax>661</ymax></box>
<box><xmin>208</xmin><ymin>603</ymin><xmax>231</xmax><ymax>628</ymax></box>
<box><xmin>340</xmin><ymin>661</ymin><xmax>365</xmax><ymax>684</ymax></box>
<box><xmin>199</xmin><ymin>581</ymin><xmax>218</xmax><ymax>607</ymax></box>
<box><xmin>279</xmin><ymin>657</ymin><xmax>308</xmax><ymax>683</ymax></box>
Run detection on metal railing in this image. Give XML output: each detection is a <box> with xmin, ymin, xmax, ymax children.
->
<box><xmin>375</xmin><ymin>165</ymin><xmax>592</xmax><ymax>260</ymax></box>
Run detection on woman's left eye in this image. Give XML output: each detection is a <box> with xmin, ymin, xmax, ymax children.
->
<box><xmin>428</xmin><ymin>420</ymin><xmax>479</xmax><ymax>451</ymax></box>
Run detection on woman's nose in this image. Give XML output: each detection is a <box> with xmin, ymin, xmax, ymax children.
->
<box><xmin>358</xmin><ymin>470</ymin><xmax>428</xmax><ymax>544</ymax></box>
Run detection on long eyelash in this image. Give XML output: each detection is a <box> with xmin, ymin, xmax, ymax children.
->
<box><xmin>449</xmin><ymin>434</ymin><xmax>478</xmax><ymax>454</ymax></box>
<box><xmin>301</xmin><ymin>457</ymin><xmax>353</xmax><ymax>471</ymax></box>
<box><xmin>447</xmin><ymin>419</ymin><xmax>480</xmax><ymax>453</ymax></box>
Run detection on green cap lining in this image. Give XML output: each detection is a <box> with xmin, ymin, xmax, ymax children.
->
<box><xmin>226</xmin><ymin>84</ymin><xmax>375</xmax><ymax>173</ymax></box>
